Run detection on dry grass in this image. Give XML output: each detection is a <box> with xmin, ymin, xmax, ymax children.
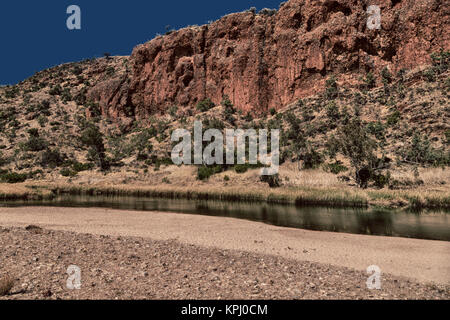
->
<box><xmin>46</xmin><ymin>174</ymin><xmax>449</xmax><ymax>209</ymax></box>
<box><xmin>0</xmin><ymin>184</ymin><xmax>54</xmax><ymax>201</ymax></box>
<box><xmin>2</xmin><ymin>180</ymin><xmax>449</xmax><ymax>209</ymax></box>
<box><xmin>281</xmin><ymin>164</ymin><xmax>343</xmax><ymax>188</ymax></box>
<box><xmin>0</xmin><ymin>275</ymin><xmax>14</xmax><ymax>296</ymax></box>
<box><xmin>367</xmin><ymin>188</ymin><xmax>450</xmax><ymax>209</ymax></box>
<box><xmin>391</xmin><ymin>167</ymin><xmax>450</xmax><ymax>186</ymax></box>
<box><xmin>1</xmin><ymin>165</ymin><xmax>449</xmax><ymax>210</ymax></box>
<box><xmin>0</xmin><ymin>184</ymin><xmax>31</xmax><ymax>200</ymax></box>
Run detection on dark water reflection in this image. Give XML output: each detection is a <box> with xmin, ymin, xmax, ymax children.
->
<box><xmin>2</xmin><ymin>195</ymin><xmax>449</xmax><ymax>241</ymax></box>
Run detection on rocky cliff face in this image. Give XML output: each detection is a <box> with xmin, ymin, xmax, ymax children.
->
<box><xmin>88</xmin><ymin>0</ymin><xmax>449</xmax><ymax>119</ymax></box>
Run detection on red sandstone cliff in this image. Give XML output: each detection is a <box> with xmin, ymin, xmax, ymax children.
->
<box><xmin>88</xmin><ymin>0</ymin><xmax>450</xmax><ymax>119</ymax></box>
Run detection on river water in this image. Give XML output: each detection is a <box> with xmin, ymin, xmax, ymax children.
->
<box><xmin>2</xmin><ymin>195</ymin><xmax>449</xmax><ymax>241</ymax></box>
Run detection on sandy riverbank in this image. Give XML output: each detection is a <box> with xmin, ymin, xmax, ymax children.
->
<box><xmin>0</xmin><ymin>225</ymin><xmax>449</xmax><ymax>299</ymax></box>
<box><xmin>0</xmin><ymin>206</ymin><xmax>449</xmax><ymax>290</ymax></box>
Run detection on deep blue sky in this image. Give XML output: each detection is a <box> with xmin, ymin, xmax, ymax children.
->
<box><xmin>0</xmin><ymin>0</ymin><xmax>283</xmax><ymax>85</ymax></box>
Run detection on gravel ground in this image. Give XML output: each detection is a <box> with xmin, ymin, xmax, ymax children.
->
<box><xmin>0</xmin><ymin>226</ymin><xmax>448</xmax><ymax>300</ymax></box>
<box><xmin>1</xmin><ymin>207</ymin><xmax>449</xmax><ymax>285</ymax></box>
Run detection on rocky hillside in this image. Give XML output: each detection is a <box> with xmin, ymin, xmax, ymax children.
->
<box><xmin>0</xmin><ymin>0</ymin><xmax>449</xmax><ymax>189</ymax></box>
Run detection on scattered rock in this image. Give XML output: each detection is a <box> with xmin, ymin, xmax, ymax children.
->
<box><xmin>25</xmin><ymin>225</ymin><xmax>43</xmax><ymax>234</ymax></box>
<box><xmin>0</xmin><ymin>226</ymin><xmax>448</xmax><ymax>300</ymax></box>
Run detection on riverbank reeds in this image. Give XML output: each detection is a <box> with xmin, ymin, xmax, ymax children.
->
<box><xmin>46</xmin><ymin>184</ymin><xmax>369</xmax><ymax>208</ymax></box>
<box><xmin>0</xmin><ymin>184</ymin><xmax>54</xmax><ymax>201</ymax></box>
<box><xmin>1</xmin><ymin>183</ymin><xmax>449</xmax><ymax>210</ymax></box>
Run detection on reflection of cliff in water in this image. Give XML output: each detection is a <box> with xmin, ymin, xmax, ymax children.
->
<box><xmin>2</xmin><ymin>195</ymin><xmax>449</xmax><ymax>241</ymax></box>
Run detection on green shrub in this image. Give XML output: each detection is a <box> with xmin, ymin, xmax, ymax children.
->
<box><xmin>81</xmin><ymin>124</ymin><xmax>104</xmax><ymax>149</ymax></box>
<box><xmin>197</xmin><ymin>165</ymin><xmax>223</xmax><ymax>181</ymax></box>
<box><xmin>28</xmin><ymin>128</ymin><xmax>39</xmax><ymax>137</ymax></box>
<box><xmin>41</xmin><ymin>149</ymin><xmax>64</xmax><ymax>168</ymax></box>
<box><xmin>324</xmin><ymin>161</ymin><xmax>348</xmax><ymax>175</ymax></box>
<box><xmin>302</xmin><ymin>148</ymin><xmax>323</xmax><ymax>169</ymax></box>
<box><xmin>37</xmin><ymin>100</ymin><xmax>50</xmax><ymax>114</ymax></box>
<box><xmin>396</xmin><ymin>68</ymin><xmax>407</xmax><ymax>83</ymax></box>
<box><xmin>61</xmin><ymin>88</ymin><xmax>72</xmax><ymax>102</ymax></box>
<box><xmin>151</xmin><ymin>157</ymin><xmax>173</xmax><ymax>171</ymax></box>
<box><xmin>222</xmin><ymin>96</ymin><xmax>236</xmax><ymax>124</ymax></box>
<box><xmin>196</xmin><ymin>98</ymin><xmax>215</xmax><ymax>112</ymax></box>
<box><xmin>326</xmin><ymin>102</ymin><xmax>340</xmax><ymax>122</ymax></box>
<box><xmin>423</xmin><ymin>68</ymin><xmax>436</xmax><ymax>82</ymax></box>
<box><xmin>60</xmin><ymin>168</ymin><xmax>78</xmax><ymax>177</ymax></box>
<box><xmin>334</xmin><ymin>117</ymin><xmax>378</xmax><ymax>188</ymax></box>
<box><xmin>325</xmin><ymin>75</ymin><xmax>338</xmax><ymax>100</ymax></box>
<box><xmin>353</xmin><ymin>92</ymin><xmax>366</xmax><ymax>105</ymax></box>
<box><xmin>362</xmin><ymin>72</ymin><xmax>376</xmax><ymax>90</ymax></box>
<box><xmin>0</xmin><ymin>151</ymin><xmax>6</xmax><ymax>166</ymax></box>
<box><xmin>445</xmin><ymin>130</ymin><xmax>450</xmax><ymax>145</ymax></box>
<box><xmin>430</xmin><ymin>50</ymin><xmax>449</xmax><ymax>73</ymax></box>
<box><xmin>386</xmin><ymin>110</ymin><xmax>401</xmax><ymax>126</ymax></box>
<box><xmin>132</xmin><ymin>129</ymin><xmax>154</xmax><ymax>161</ymax></box>
<box><xmin>49</xmin><ymin>85</ymin><xmax>62</xmax><ymax>96</ymax></box>
<box><xmin>234</xmin><ymin>164</ymin><xmax>249</xmax><ymax>174</ymax></box>
<box><xmin>372</xmin><ymin>172</ymin><xmax>391</xmax><ymax>189</ymax></box>
<box><xmin>197</xmin><ymin>166</ymin><xmax>214</xmax><ymax>181</ymax></box>
<box><xmin>366</xmin><ymin>121</ymin><xmax>386</xmax><ymax>141</ymax></box>
<box><xmin>81</xmin><ymin>123</ymin><xmax>109</xmax><ymax>170</ymax></box>
<box><xmin>28</xmin><ymin>170</ymin><xmax>44</xmax><ymax>179</ymax></box>
<box><xmin>0</xmin><ymin>171</ymin><xmax>27</xmax><ymax>183</ymax></box>
<box><xmin>234</xmin><ymin>162</ymin><xmax>265</xmax><ymax>174</ymax></box>
<box><xmin>168</xmin><ymin>105</ymin><xmax>178</xmax><ymax>117</ymax></box>
<box><xmin>260</xmin><ymin>174</ymin><xmax>281</xmax><ymax>188</ymax></box>
<box><xmin>243</xmin><ymin>112</ymin><xmax>253</xmax><ymax>122</ymax></box>
<box><xmin>24</xmin><ymin>134</ymin><xmax>47</xmax><ymax>152</ymax></box>
<box><xmin>74</xmin><ymin>88</ymin><xmax>87</xmax><ymax>106</ymax></box>
<box><xmin>37</xmin><ymin>115</ymin><xmax>48</xmax><ymax>127</ymax></box>
<box><xmin>400</xmin><ymin>133</ymin><xmax>450</xmax><ymax>167</ymax></box>
<box><xmin>72</xmin><ymin>162</ymin><xmax>94</xmax><ymax>172</ymax></box>
<box><xmin>0</xmin><ymin>107</ymin><xmax>17</xmax><ymax>126</ymax></box>
<box><xmin>259</xmin><ymin>8</ymin><xmax>277</xmax><ymax>16</ymax></box>
<box><xmin>87</xmin><ymin>102</ymin><xmax>101</xmax><ymax>118</ymax></box>
<box><xmin>381</xmin><ymin>67</ymin><xmax>393</xmax><ymax>85</ymax></box>
<box><xmin>106</xmin><ymin>66</ymin><xmax>115</xmax><ymax>76</ymax></box>
<box><xmin>72</xmin><ymin>65</ymin><xmax>83</xmax><ymax>75</ymax></box>
<box><xmin>4</xmin><ymin>86</ymin><xmax>19</xmax><ymax>99</ymax></box>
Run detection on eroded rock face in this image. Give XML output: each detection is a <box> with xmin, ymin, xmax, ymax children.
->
<box><xmin>90</xmin><ymin>0</ymin><xmax>450</xmax><ymax>119</ymax></box>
